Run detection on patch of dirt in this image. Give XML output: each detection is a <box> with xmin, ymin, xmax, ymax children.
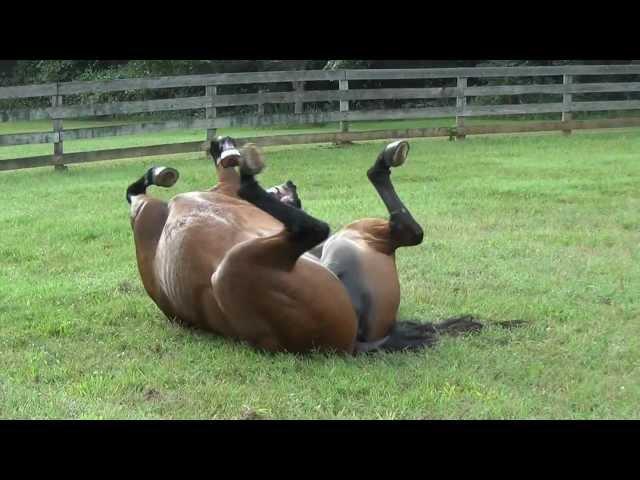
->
<box><xmin>143</xmin><ymin>388</ymin><xmax>161</xmax><ymax>402</ymax></box>
<box><xmin>323</xmin><ymin>141</ymin><xmax>357</xmax><ymax>149</ymax></box>
<box><xmin>494</xmin><ymin>320</ymin><xmax>530</xmax><ymax>330</ymax></box>
<box><xmin>239</xmin><ymin>406</ymin><xmax>263</xmax><ymax>420</ymax></box>
<box><xmin>116</xmin><ymin>280</ymin><xmax>141</xmax><ymax>295</ymax></box>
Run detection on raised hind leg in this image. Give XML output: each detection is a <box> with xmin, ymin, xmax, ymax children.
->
<box><xmin>320</xmin><ymin>141</ymin><xmax>426</xmax><ymax>350</ymax></box>
<box><xmin>367</xmin><ymin>140</ymin><xmax>424</xmax><ymax>251</ymax></box>
<box><xmin>127</xmin><ymin>166</ymin><xmax>179</xmax><ymax>321</ymax></box>
<box><xmin>326</xmin><ymin>141</ymin><xmax>482</xmax><ymax>352</ymax></box>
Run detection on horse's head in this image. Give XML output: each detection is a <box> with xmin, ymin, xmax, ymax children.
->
<box><xmin>267</xmin><ymin>180</ymin><xmax>302</xmax><ymax>209</ymax></box>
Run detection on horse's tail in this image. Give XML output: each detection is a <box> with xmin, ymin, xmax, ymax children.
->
<box><xmin>355</xmin><ymin>315</ymin><xmax>484</xmax><ymax>354</ymax></box>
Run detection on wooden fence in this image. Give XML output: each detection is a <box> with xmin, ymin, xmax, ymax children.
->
<box><xmin>2</xmin><ymin>64</ymin><xmax>640</xmax><ymax>171</ymax></box>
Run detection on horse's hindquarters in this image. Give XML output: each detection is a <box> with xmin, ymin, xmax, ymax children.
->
<box><xmin>321</xmin><ymin>220</ymin><xmax>401</xmax><ymax>342</ymax></box>
<box><xmin>211</xmin><ymin>235</ymin><xmax>359</xmax><ymax>353</ymax></box>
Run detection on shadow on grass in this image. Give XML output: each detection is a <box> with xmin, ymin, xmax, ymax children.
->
<box><xmin>161</xmin><ymin>313</ymin><xmax>530</xmax><ymax>358</ymax></box>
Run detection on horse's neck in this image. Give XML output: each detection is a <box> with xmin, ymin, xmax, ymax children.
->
<box><xmin>211</xmin><ymin>166</ymin><xmax>241</xmax><ymax>196</ymax></box>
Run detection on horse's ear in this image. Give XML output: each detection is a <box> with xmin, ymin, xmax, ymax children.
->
<box><xmin>286</xmin><ymin>180</ymin><xmax>297</xmax><ymax>189</ymax></box>
<box><xmin>210</xmin><ymin>138</ymin><xmax>222</xmax><ymax>160</ymax></box>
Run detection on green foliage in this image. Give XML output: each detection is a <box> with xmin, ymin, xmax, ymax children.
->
<box><xmin>472</xmin><ymin>60</ymin><xmax>640</xmax><ymax>106</ymax></box>
<box><xmin>0</xmin><ymin>60</ymin><xmax>336</xmax><ymax>118</ymax></box>
<box><xmin>10</xmin><ymin>60</ymin><xmax>95</xmax><ymax>84</ymax></box>
<box><xmin>2</xmin><ymin>60</ymin><xmax>639</xmax><ymax>120</ymax></box>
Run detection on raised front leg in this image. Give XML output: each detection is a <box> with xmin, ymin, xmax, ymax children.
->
<box><xmin>126</xmin><ymin>166</ymin><xmax>179</xmax><ymax>205</ymax></box>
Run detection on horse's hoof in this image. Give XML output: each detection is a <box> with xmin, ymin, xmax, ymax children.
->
<box><xmin>150</xmin><ymin>167</ymin><xmax>179</xmax><ymax>188</ymax></box>
<box><xmin>239</xmin><ymin>143</ymin><xmax>265</xmax><ymax>176</ymax></box>
<box><xmin>382</xmin><ymin>140</ymin><xmax>410</xmax><ymax>168</ymax></box>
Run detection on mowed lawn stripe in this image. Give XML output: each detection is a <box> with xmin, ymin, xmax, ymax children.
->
<box><xmin>1</xmin><ymin>126</ymin><xmax>638</xmax><ymax>419</ymax></box>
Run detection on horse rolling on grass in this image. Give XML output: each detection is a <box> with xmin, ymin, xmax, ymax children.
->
<box><xmin>126</xmin><ymin>137</ymin><xmax>482</xmax><ymax>354</ymax></box>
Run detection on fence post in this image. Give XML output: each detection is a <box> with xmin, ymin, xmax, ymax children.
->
<box><xmin>51</xmin><ymin>87</ymin><xmax>66</xmax><ymax>171</ymax></box>
<box><xmin>257</xmin><ymin>89</ymin><xmax>265</xmax><ymax>116</ymax></box>
<box><xmin>205</xmin><ymin>85</ymin><xmax>217</xmax><ymax>159</ymax></box>
<box><xmin>293</xmin><ymin>81</ymin><xmax>304</xmax><ymax>115</ymax></box>
<box><xmin>455</xmin><ymin>76</ymin><xmax>467</xmax><ymax>141</ymax></box>
<box><xmin>339</xmin><ymin>79</ymin><xmax>350</xmax><ymax>134</ymax></box>
<box><xmin>562</xmin><ymin>74</ymin><xmax>572</xmax><ymax>135</ymax></box>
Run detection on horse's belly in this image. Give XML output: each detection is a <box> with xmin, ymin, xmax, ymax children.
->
<box><xmin>153</xmin><ymin>212</ymin><xmax>250</xmax><ymax>328</ymax></box>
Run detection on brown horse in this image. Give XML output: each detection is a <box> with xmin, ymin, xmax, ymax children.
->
<box><xmin>126</xmin><ymin>137</ymin><xmax>480</xmax><ymax>354</ymax></box>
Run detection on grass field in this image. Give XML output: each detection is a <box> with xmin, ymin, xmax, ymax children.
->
<box><xmin>1</xmin><ymin>122</ymin><xmax>639</xmax><ymax>419</ymax></box>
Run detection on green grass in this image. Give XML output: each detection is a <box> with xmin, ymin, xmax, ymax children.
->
<box><xmin>1</xmin><ymin>122</ymin><xmax>639</xmax><ymax>419</ymax></box>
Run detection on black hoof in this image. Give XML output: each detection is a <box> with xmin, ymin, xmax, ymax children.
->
<box><xmin>381</xmin><ymin>140</ymin><xmax>410</xmax><ymax>168</ymax></box>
